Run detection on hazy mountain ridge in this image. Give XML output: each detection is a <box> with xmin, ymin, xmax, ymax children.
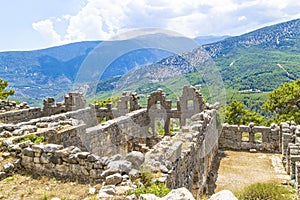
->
<box><xmin>102</xmin><ymin>17</ymin><xmax>300</xmax><ymax>110</ymax></box>
<box><xmin>204</xmin><ymin>18</ymin><xmax>300</xmax><ymax>58</ymax></box>
<box><xmin>2</xmin><ymin>18</ymin><xmax>300</xmax><ymax>105</ymax></box>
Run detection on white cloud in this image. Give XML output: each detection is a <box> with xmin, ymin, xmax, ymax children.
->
<box><xmin>32</xmin><ymin>19</ymin><xmax>62</xmax><ymax>45</ymax></box>
<box><xmin>238</xmin><ymin>16</ymin><xmax>247</xmax><ymax>21</ymax></box>
<box><xmin>32</xmin><ymin>0</ymin><xmax>300</xmax><ymax>46</ymax></box>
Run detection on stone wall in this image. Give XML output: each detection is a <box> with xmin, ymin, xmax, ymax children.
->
<box><xmin>0</xmin><ymin>92</ymin><xmax>86</xmax><ymax>124</ymax></box>
<box><xmin>92</xmin><ymin>91</ymin><xmax>141</xmax><ymax>123</ymax></box>
<box><xmin>0</xmin><ymin>107</ymin><xmax>43</xmax><ymax>124</ymax></box>
<box><xmin>83</xmin><ymin>109</ymin><xmax>157</xmax><ymax>157</ymax></box>
<box><xmin>0</xmin><ymin>100</ymin><xmax>29</xmax><ymax>112</ymax></box>
<box><xmin>147</xmin><ymin>86</ymin><xmax>206</xmax><ymax>136</ymax></box>
<box><xmin>0</xmin><ymin>86</ymin><xmax>221</xmax><ymax>198</ymax></box>
<box><xmin>219</xmin><ymin>123</ymin><xmax>280</xmax><ymax>152</ymax></box>
<box><xmin>10</xmin><ymin>142</ymin><xmax>108</xmax><ymax>183</ymax></box>
<box><xmin>42</xmin><ymin>92</ymin><xmax>86</xmax><ymax>116</ymax></box>
<box><xmin>280</xmin><ymin>122</ymin><xmax>300</xmax><ymax>193</ymax></box>
<box><xmin>1</xmin><ymin>107</ymin><xmax>97</xmax><ymax>152</ymax></box>
<box><xmin>143</xmin><ymin>109</ymin><xmax>219</xmax><ymax>198</ymax></box>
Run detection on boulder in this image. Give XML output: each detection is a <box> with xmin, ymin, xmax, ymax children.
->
<box><xmin>105</xmin><ymin>173</ymin><xmax>123</xmax><ymax>185</ymax></box>
<box><xmin>139</xmin><ymin>194</ymin><xmax>159</xmax><ymax>200</ymax></box>
<box><xmin>209</xmin><ymin>190</ymin><xmax>238</xmax><ymax>200</ymax></box>
<box><xmin>101</xmin><ymin>160</ymin><xmax>132</xmax><ymax>177</ymax></box>
<box><xmin>162</xmin><ymin>187</ymin><xmax>195</xmax><ymax>200</ymax></box>
<box><xmin>125</xmin><ymin>151</ymin><xmax>145</xmax><ymax>169</ymax></box>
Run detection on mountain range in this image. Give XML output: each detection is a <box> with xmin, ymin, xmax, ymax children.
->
<box><xmin>1</xmin><ymin>18</ymin><xmax>300</xmax><ymax>109</ymax></box>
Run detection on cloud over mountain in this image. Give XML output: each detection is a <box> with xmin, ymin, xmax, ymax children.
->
<box><xmin>32</xmin><ymin>0</ymin><xmax>300</xmax><ymax>46</ymax></box>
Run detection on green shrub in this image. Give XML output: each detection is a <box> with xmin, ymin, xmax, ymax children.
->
<box><xmin>127</xmin><ymin>182</ymin><xmax>171</xmax><ymax>198</ymax></box>
<box><xmin>140</xmin><ymin>166</ymin><xmax>153</xmax><ymax>187</ymax></box>
<box><xmin>18</xmin><ymin>135</ymin><xmax>45</xmax><ymax>144</ymax></box>
<box><xmin>235</xmin><ymin>182</ymin><xmax>295</xmax><ymax>200</ymax></box>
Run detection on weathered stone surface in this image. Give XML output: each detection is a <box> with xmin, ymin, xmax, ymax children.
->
<box><xmin>105</xmin><ymin>173</ymin><xmax>123</xmax><ymax>185</ymax></box>
<box><xmin>102</xmin><ymin>160</ymin><xmax>132</xmax><ymax>177</ymax></box>
<box><xmin>43</xmin><ymin>144</ymin><xmax>63</xmax><ymax>153</ymax></box>
<box><xmin>76</xmin><ymin>152</ymin><xmax>90</xmax><ymax>159</ymax></box>
<box><xmin>3</xmin><ymin>163</ymin><xmax>14</xmax><ymax>172</ymax></box>
<box><xmin>98</xmin><ymin>185</ymin><xmax>116</xmax><ymax>198</ymax></box>
<box><xmin>87</xmin><ymin>154</ymin><xmax>99</xmax><ymax>162</ymax></box>
<box><xmin>139</xmin><ymin>194</ymin><xmax>159</xmax><ymax>200</ymax></box>
<box><xmin>129</xmin><ymin>169</ymin><xmax>140</xmax><ymax>180</ymax></box>
<box><xmin>125</xmin><ymin>151</ymin><xmax>145</xmax><ymax>169</ymax></box>
<box><xmin>23</xmin><ymin>147</ymin><xmax>34</xmax><ymax>157</ymax></box>
<box><xmin>0</xmin><ymin>131</ymin><xmax>12</xmax><ymax>138</ymax></box>
<box><xmin>161</xmin><ymin>187</ymin><xmax>195</xmax><ymax>200</ymax></box>
<box><xmin>88</xmin><ymin>187</ymin><xmax>96</xmax><ymax>195</ymax></box>
<box><xmin>208</xmin><ymin>190</ymin><xmax>238</xmax><ymax>200</ymax></box>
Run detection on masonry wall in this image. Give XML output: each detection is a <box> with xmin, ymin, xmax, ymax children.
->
<box><xmin>143</xmin><ymin>109</ymin><xmax>219</xmax><ymax>198</ymax></box>
<box><xmin>1</xmin><ymin>107</ymin><xmax>97</xmax><ymax>153</ymax></box>
<box><xmin>219</xmin><ymin>124</ymin><xmax>280</xmax><ymax>152</ymax></box>
<box><xmin>0</xmin><ymin>108</ymin><xmax>43</xmax><ymax>124</ymax></box>
<box><xmin>83</xmin><ymin>109</ymin><xmax>156</xmax><ymax>157</ymax></box>
<box><xmin>11</xmin><ymin>142</ymin><xmax>108</xmax><ymax>183</ymax></box>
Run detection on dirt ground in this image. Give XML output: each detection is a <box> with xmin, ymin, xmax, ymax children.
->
<box><xmin>214</xmin><ymin>150</ymin><xmax>291</xmax><ymax>193</ymax></box>
<box><xmin>0</xmin><ymin>152</ymin><xmax>101</xmax><ymax>200</ymax></box>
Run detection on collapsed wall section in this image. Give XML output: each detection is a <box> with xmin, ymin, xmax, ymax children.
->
<box><xmin>219</xmin><ymin>123</ymin><xmax>280</xmax><ymax>152</ymax></box>
<box><xmin>143</xmin><ymin>109</ymin><xmax>219</xmax><ymax>198</ymax></box>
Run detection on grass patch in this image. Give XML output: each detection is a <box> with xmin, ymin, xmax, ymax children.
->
<box><xmin>18</xmin><ymin>134</ymin><xmax>45</xmax><ymax>144</ymax></box>
<box><xmin>127</xmin><ymin>166</ymin><xmax>171</xmax><ymax>198</ymax></box>
<box><xmin>127</xmin><ymin>182</ymin><xmax>171</xmax><ymax>198</ymax></box>
<box><xmin>5</xmin><ymin>176</ymin><xmax>14</xmax><ymax>182</ymax></box>
<box><xmin>235</xmin><ymin>182</ymin><xmax>295</xmax><ymax>200</ymax></box>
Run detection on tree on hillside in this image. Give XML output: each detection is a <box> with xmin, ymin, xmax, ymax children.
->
<box><xmin>263</xmin><ymin>79</ymin><xmax>300</xmax><ymax>123</ymax></box>
<box><xmin>225</xmin><ymin>100</ymin><xmax>264</xmax><ymax>125</ymax></box>
<box><xmin>0</xmin><ymin>78</ymin><xmax>14</xmax><ymax>99</ymax></box>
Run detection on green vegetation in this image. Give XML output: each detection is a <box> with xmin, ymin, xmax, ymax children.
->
<box><xmin>18</xmin><ymin>135</ymin><xmax>45</xmax><ymax>144</ymax></box>
<box><xmin>0</xmin><ymin>78</ymin><xmax>14</xmax><ymax>99</ymax></box>
<box><xmin>264</xmin><ymin>78</ymin><xmax>300</xmax><ymax>124</ymax></box>
<box><xmin>235</xmin><ymin>182</ymin><xmax>295</xmax><ymax>200</ymax></box>
<box><xmin>225</xmin><ymin>100</ymin><xmax>265</xmax><ymax>125</ymax></box>
<box><xmin>93</xmin><ymin>96</ymin><xmax>120</xmax><ymax>108</ymax></box>
<box><xmin>127</xmin><ymin>182</ymin><xmax>171</xmax><ymax>198</ymax></box>
<box><xmin>40</xmin><ymin>193</ymin><xmax>48</xmax><ymax>200</ymax></box>
<box><xmin>127</xmin><ymin>166</ymin><xmax>171</xmax><ymax>198</ymax></box>
<box><xmin>5</xmin><ymin>176</ymin><xmax>14</xmax><ymax>182</ymax></box>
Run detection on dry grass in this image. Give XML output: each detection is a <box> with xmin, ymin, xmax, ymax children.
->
<box><xmin>0</xmin><ymin>152</ymin><xmax>101</xmax><ymax>200</ymax></box>
<box><xmin>215</xmin><ymin>150</ymin><xmax>290</xmax><ymax>193</ymax></box>
<box><xmin>0</xmin><ymin>172</ymin><xmax>102</xmax><ymax>200</ymax></box>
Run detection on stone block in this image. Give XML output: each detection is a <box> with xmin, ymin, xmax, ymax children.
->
<box><xmin>23</xmin><ymin>147</ymin><xmax>34</xmax><ymax>157</ymax></box>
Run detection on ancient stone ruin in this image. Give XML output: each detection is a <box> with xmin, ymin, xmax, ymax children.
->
<box><xmin>0</xmin><ymin>86</ymin><xmax>299</xmax><ymax>199</ymax></box>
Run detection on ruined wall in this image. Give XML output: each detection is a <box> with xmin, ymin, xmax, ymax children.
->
<box><xmin>272</xmin><ymin>121</ymin><xmax>300</xmax><ymax>194</ymax></box>
<box><xmin>0</xmin><ymin>100</ymin><xmax>29</xmax><ymax>112</ymax></box>
<box><xmin>10</xmin><ymin>142</ymin><xmax>108</xmax><ymax>183</ymax></box>
<box><xmin>0</xmin><ymin>107</ymin><xmax>43</xmax><ymax>124</ymax></box>
<box><xmin>42</xmin><ymin>92</ymin><xmax>86</xmax><ymax>116</ymax></box>
<box><xmin>147</xmin><ymin>86</ymin><xmax>206</xmax><ymax>136</ymax></box>
<box><xmin>219</xmin><ymin>123</ymin><xmax>281</xmax><ymax>152</ymax></box>
<box><xmin>0</xmin><ymin>86</ymin><xmax>221</xmax><ymax>198</ymax></box>
<box><xmin>143</xmin><ymin>109</ymin><xmax>219</xmax><ymax>198</ymax></box>
<box><xmin>1</xmin><ymin>107</ymin><xmax>97</xmax><ymax>152</ymax></box>
<box><xmin>83</xmin><ymin>109</ymin><xmax>156</xmax><ymax>157</ymax></box>
<box><xmin>0</xmin><ymin>92</ymin><xmax>86</xmax><ymax>124</ymax></box>
<box><xmin>92</xmin><ymin>91</ymin><xmax>141</xmax><ymax>123</ymax></box>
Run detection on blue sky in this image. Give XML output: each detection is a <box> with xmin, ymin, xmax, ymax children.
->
<box><xmin>1</xmin><ymin>0</ymin><xmax>300</xmax><ymax>52</ymax></box>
